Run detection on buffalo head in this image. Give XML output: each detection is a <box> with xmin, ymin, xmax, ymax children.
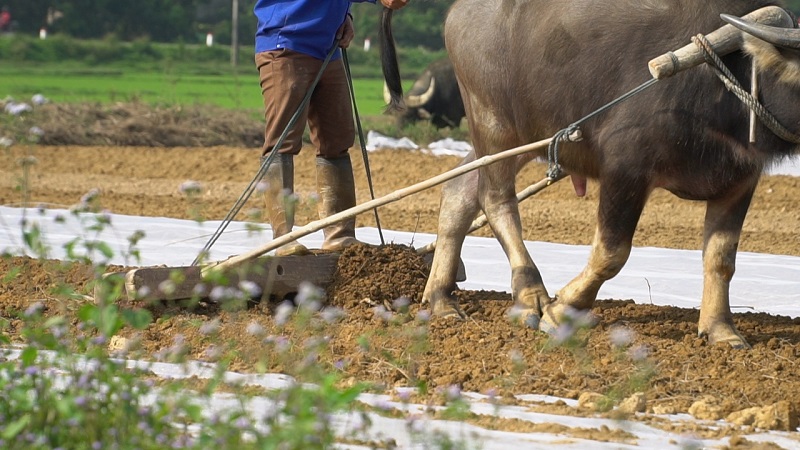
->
<box><xmin>383</xmin><ymin>58</ymin><xmax>466</xmax><ymax>129</ymax></box>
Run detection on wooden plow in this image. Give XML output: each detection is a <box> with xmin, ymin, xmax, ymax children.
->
<box><xmin>101</xmin><ymin>136</ymin><xmax>559</xmax><ymax>303</ymax></box>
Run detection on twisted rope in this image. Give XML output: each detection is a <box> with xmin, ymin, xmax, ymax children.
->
<box><xmin>692</xmin><ymin>33</ymin><xmax>800</xmax><ymax>144</ymax></box>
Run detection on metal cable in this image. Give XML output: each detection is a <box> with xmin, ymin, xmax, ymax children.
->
<box><xmin>191</xmin><ymin>41</ymin><xmax>341</xmax><ymax>266</ymax></box>
<box><xmin>343</xmin><ymin>48</ymin><xmax>386</xmax><ymax>246</ymax></box>
<box><xmin>692</xmin><ymin>34</ymin><xmax>800</xmax><ymax>144</ymax></box>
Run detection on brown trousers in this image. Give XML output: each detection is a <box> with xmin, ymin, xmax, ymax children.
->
<box><xmin>256</xmin><ymin>49</ymin><xmax>355</xmax><ymax>158</ymax></box>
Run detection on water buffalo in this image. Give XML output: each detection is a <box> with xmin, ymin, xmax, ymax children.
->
<box><xmin>383</xmin><ymin>0</ymin><xmax>800</xmax><ymax>348</ymax></box>
<box><xmin>384</xmin><ymin>58</ymin><xmax>466</xmax><ymax>129</ymax></box>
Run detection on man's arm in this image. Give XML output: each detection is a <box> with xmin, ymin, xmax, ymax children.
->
<box><xmin>351</xmin><ymin>0</ymin><xmax>409</xmax><ymax>10</ymax></box>
<box><xmin>378</xmin><ymin>0</ymin><xmax>409</xmax><ymax>9</ymax></box>
<box><xmin>340</xmin><ymin>0</ymin><xmax>408</xmax><ymax>48</ymax></box>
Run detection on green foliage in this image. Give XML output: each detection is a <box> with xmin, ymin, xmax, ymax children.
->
<box><xmin>1</xmin><ymin>0</ymin><xmax>202</xmax><ymax>42</ymax></box>
<box><xmin>0</xmin><ymin>147</ymin><xmax>364</xmax><ymax>448</ymax></box>
<box><xmin>377</xmin><ymin>116</ymin><xmax>470</xmax><ymax>143</ymax></box>
<box><xmin>351</xmin><ymin>1</ymin><xmax>455</xmax><ymax>51</ymax></box>
<box><xmin>1</xmin><ymin>0</ymin><xmax>453</xmax><ymax>50</ymax></box>
<box><xmin>0</xmin><ymin>62</ymin><xmax>261</xmax><ymax>111</ymax></box>
<box><xmin>0</xmin><ymin>32</ymin><xmax>447</xmax><ymax>77</ymax></box>
<box><xmin>0</xmin><ymin>34</ymin><xmax>232</xmax><ymax>65</ymax></box>
<box><xmin>4</xmin><ymin>0</ymin><xmax>800</xmax><ymax>53</ymax></box>
<box><xmin>259</xmin><ymin>375</ymin><xmax>368</xmax><ymax>449</ymax></box>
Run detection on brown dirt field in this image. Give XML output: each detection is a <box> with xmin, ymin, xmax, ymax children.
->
<box><xmin>2</xmin><ymin>143</ymin><xmax>800</xmax><ymax>438</ymax></box>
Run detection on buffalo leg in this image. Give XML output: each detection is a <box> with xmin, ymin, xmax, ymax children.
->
<box><xmin>457</xmin><ymin>108</ymin><xmax>550</xmax><ymax>322</ymax></box>
<box><xmin>423</xmin><ymin>104</ymin><xmax>550</xmax><ymax>320</ymax></box>
<box><xmin>542</xmin><ymin>172</ymin><xmax>650</xmax><ymax>330</ymax></box>
<box><xmin>698</xmin><ymin>182</ymin><xmax>756</xmax><ymax>348</ymax></box>
<box><xmin>473</xmin><ymin>106</ymin><xmax>551</xmax><ymax>322</ymax></box>
<box><xmin>477</xmin><ymin>156</ymin><xmax>551</xmax><ymax>324</ymax></box>
<box><xmin>422</xmin><ymin>153</ymin><xmax>482</xmax><ymax>317</ymax></box>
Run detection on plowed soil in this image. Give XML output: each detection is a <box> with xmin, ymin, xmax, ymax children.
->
<box><xmin>2</xmin><ymin>143</ymin><xmax>800</xmax><ymax>438</ymax></box>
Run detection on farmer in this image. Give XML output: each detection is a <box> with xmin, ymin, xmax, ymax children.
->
<box><xmin>0</xmin><ymin>6</ymin><xmax>11</xmax><ymax>33</ymax></box>
<box><xmin>254</xmin><ymin>0</ymin><xmax>409</xmax><ymax>256</ymax></box>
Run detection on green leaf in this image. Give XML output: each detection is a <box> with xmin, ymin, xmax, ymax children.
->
<box><xmin>2</xmin><ymin>266</ymin><xmax>21</xmax><ymax>283</ymax></box>
<box><xmin>77</xmin><ymin>303</ymin><xmax>97</xmax><ymax>323</ymax></box>
<box><xmin>55</xmin><ymin>397</ymin><xmax>74</xmax><ymax>417</ymax></box>
<box><xmin>1</xmin><ymin>414</ymin><xmax>31</xmax><ymax>440</ymax></box>
<box><xmin>95</xmin><ymin>241</ymin><xmax>115</xmax><ymax>259</ymax></box>
<box><xmin>20</xmin><ymin>346</ymin><xmax>37</xmax><ymax>366</ymax></box>
<box><xmin>333</xmin><ymin>384</ymin><xmax>364</xmax><ymax>408</ymax></box>
<box><xmin>121</xmin><ymin>308</ymin><xmax>153</xmax><ymax>329</ymax></box>
<box><xmin>63</xmin><ymin>238</ymin><xmax>80</xmax><ymax>259</ymax></box>
<box><xmin>43</xmin><ymin>316</ymin><xmax>66</xmax><ymax>329</ymax></box>
<box><xmin>97</xmin><ymin>305</ymin><xmax>123</xmax><ymax>337</ymax></box>
<box><xmin>51</xmin><ymin>283</ymin><xmax>79</xmax><ymax>299</ymax></box>
<box><xmin>22</xmin><ymin>225</ymin><xmax>41</xmax><ymax>249</ymax></box>
<box><xmin>183</xmin><ymin>404</ymin><xmax>203</xmax><ymax>422</ymax></box>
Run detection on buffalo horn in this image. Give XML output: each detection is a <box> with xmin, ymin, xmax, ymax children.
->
<box><xmin>721</xmin><ymin>13</ymin><xmax>800</xmax><ymax>49</ymax></box>
<box><xmin>405</xmin><ymin>78</ymin><xmax>436</xmax><ymax>108</ymax></box>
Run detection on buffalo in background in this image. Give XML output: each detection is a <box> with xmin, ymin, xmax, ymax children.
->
<box><xmin>384</xmin><ymin>57</ymin><xmax>465</xmax><ymax>129</ymax></box>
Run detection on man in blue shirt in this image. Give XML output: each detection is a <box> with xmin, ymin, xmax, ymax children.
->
<box><xmin>255</xmin><ymin>0</ymin><xmax>409</xmax><ymax>256</ymax></box>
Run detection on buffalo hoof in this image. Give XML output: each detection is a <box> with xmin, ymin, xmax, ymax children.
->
<box><xmin>539</xmin><ymin>303</ymin><xmax>598</xmax><ymax>335</ymax></box>
<box><xmin>699</xmin><ymin>326</ymin><xmax>751</xmax><ymax>349</ymax></box>
<box><xmin>538</xmin><ymin>306</ymin><xmax>560</xmax><ymax>334</ymax></box>
<box><xmin>432</xmin><ymin>300</ymin><xmax>466</xmax><ymax>320</ymax></box>
<box><xmin>506</xmin><ymin>306</ymin><xmax>541</xmax><ymax>329</ymax></box>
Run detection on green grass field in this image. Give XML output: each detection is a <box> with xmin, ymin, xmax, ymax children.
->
<box><xmin>1</xmin><ymin>63</ymin><xmax>401</xmax><ymax>116</ymax></box>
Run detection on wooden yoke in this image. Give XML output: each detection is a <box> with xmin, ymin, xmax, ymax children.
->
<box><xmin>648</xmin><ymin>6</ymin><xmax>794</xmax><ymax>79</ymax></box>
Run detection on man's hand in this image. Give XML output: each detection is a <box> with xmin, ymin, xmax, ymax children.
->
<box><xmin>336</xmin><ymin>14</ymin><xmax>355</xmax><ymax>48</ymax></box>
<box><xmin>379</xmin><ymin>0</ymin><xmax>409</xmax><ymax>10</ymax></box>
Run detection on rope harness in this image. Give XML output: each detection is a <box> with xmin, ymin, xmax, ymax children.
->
<box><xmin>546</xmin><ymin>32</ymin><xmax>800</xmax><ymax>178</ymax></box>
<box><xmin>692</xmin><ymin>33</ymin><xmax>800</xmax><ymax>144</ymax></box>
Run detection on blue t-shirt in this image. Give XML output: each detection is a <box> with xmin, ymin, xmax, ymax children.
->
<box><xmin>254</xmin><ymin>0</ymin><xmax>376</xmax><ymax>60</ymax></box>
